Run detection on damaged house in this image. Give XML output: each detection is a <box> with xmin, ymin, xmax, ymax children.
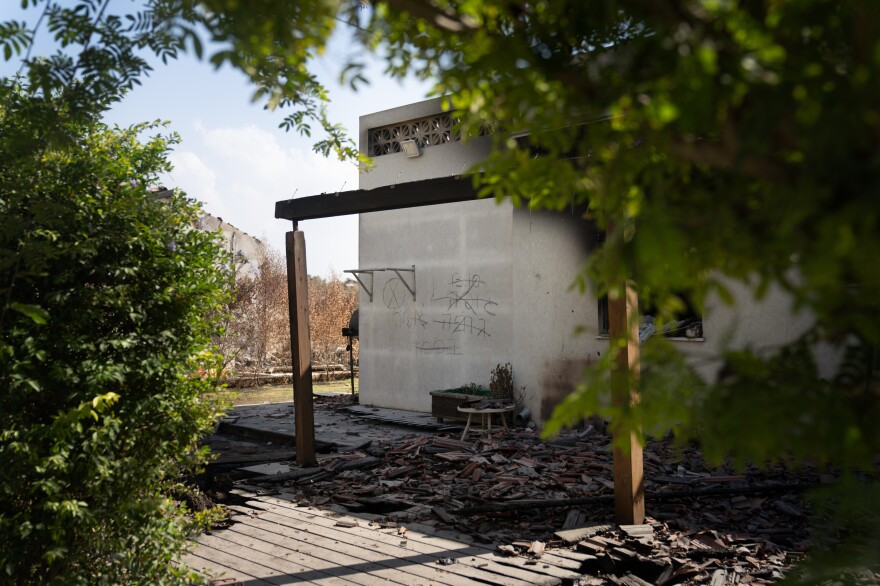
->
<box><xmin>279</xmin><ymin>98</ymin><xmax>837</xmax><ymax>423</ymax></box>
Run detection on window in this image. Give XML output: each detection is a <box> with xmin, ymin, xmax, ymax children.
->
<box><xmin>593</xmin><ymin>230</ymin><xmax>702</xmax><ymax>340</ymax></box>
<box><xmin>598</xmin><ymin>294</ymin><xmax>703</xmax><ymax>340</ymax></box>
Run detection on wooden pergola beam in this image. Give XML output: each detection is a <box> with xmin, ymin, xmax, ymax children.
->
<box><xmin>275</xmin><ymin>176</ymin><xmax>479</xmax><ymax>223</ymax></box>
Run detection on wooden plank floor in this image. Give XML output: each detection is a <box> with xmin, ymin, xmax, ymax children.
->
<box><xmin>183</xmin><ymin>491</ymin><xmax>590</xmax><ymax>585</ymax></box>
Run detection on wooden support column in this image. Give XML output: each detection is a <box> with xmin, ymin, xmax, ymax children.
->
<box><xmin>607</xmin><ymin>279</ymin><xmax>645</xmax><ymax>525</ymax></box>
<box><xmin>285</xmin><ymin>228</ymin><xmax>316</xmax><ymax>467</ymax></box>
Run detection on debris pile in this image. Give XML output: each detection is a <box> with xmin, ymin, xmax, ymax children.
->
<box><xmin>228</xmin><ymin>406</ymin><xmax>847</xmax><ymax>584</ymax></box>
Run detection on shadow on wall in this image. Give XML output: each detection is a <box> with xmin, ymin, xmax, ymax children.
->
<box><xmin>540</xmin><ymin>356</ymin><xmax>594</xmax><ymax>421</ymax></box>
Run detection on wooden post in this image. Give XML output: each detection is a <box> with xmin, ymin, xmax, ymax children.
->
<box><xmin>285</xmin><ymin>228</ymin><xmax>316</xmax><ymax>467</ymax></box>
<box><xmin>607</xmin><ymin>279</ymin><xmax>645</xmax><ymax>525</ymax></box>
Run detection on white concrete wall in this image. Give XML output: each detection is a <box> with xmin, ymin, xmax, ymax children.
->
<box><xmin>678</xmin><ymin>277</ymin><xmax>840</xmax><ymax>381</ymax></box>
<box><xmin>358</xmin><ymin>98</ymin><xmax>506</xmax><ymax>411</ymax></box>
<box><xmin>510</xmin><ymin>207</ymin><xmax>598</xmax><ymax>420</ymax></box>
<box><xmin>510</xmin><ymin>265</ymin><xmax>835</xmax><ymax>420</ymax></box>
<box><xmin>358</xmin><ymin>198</ymin><xmax>513</xmax><ymax>412</ymax></box>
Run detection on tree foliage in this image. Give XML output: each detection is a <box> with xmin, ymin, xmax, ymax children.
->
<box><xmin>0</xmin><ymin>89</ymin><xmax>229</xmax><ymax>582</ymax></box>
<box><xmin>308</xmin><ymin>273</ymin><xmax>359</xmax><ymax>367</ymax></box>
<box><xmin>0</xmin><ymin>3</ymin><xmax>232</xmax><ymax>578</ymax></box>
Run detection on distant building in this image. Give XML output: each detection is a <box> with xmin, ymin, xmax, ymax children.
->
<box><xmin>195</xmin><ymin>213</ymin><xmax>263</xmax><ymax>276</ymax></box>
<box><xmin>153</xmin><ymin>187</ymin><xmax>263</xmax><ymax>275</ymax></box>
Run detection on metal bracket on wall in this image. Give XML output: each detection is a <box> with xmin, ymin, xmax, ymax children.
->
<box><xmin>384</xmin><ymin>265</ymin><xmax>416</xmax><ymax>301</ymax></box>
<box><xmin>343</xmin><ymin>269</ymin><xmax>377</xmax><ymax>302</ymax></box>
<box><xmin>343</xmin><ymin>265</ymin><xmax>416</xmax><ymax>302</ymax></box>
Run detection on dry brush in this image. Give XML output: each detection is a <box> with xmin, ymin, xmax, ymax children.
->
<box><xmin>215</xmin><ymin>244</ymin><xmax>358</xmax><ymax>373</ymax></box>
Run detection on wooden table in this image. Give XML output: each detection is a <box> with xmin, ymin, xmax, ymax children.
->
<box><xmin>457</xmin><ymin>405</ymin><xmax>514</xmax><ymax>441</ymax></box>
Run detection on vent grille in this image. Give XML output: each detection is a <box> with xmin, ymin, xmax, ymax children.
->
<box><xmin>368</xmin><ymin>112</ymin><xmax>489</xmax><ymax>157</ymax></box>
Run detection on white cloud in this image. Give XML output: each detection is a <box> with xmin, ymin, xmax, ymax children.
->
<box><xmin>166</xmin><ymin>151</ymin><xmax>231</xmax><ymax>219</ymax></box>
<box><xmin>163</xmin><ymin>123</ymin><xmax>360</xmax><ymax>277</ymax></box>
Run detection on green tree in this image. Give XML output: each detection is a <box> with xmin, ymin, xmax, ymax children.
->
<box><xmin>0</xmin><ymin>2</ymin><xmax>235</xmax><ymax>582</ymax></box>
<box><xmin>4</xmin><ymin>0</ymin><xmax>880</xmax><ymax>580</ymax></box>
<box><xmin>0</xmin><ymin>3</ymin><xmax>239</xmax><ymax>581</ymax></box>
<box><xmin>0</xmin><ymin>90</ymin><xmax>228</xmax><ymax>585</ymax></box>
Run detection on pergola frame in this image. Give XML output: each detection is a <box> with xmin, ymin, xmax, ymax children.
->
<box><xmin>274</xmin><ymin>175</ymin><xmax>644</xmax><ymax>524</ymax></box>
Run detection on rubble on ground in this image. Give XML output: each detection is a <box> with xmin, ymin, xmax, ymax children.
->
<box><xmin>207</xmin><ymin>396</ymin><xmax>876</xmax><ymax>585</ymax></box>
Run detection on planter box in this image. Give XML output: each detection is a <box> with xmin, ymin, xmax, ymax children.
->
<box><xmin>430</xmin><ymin>387</ymin><xmax>489</xmax><ymax>422</ymax></box>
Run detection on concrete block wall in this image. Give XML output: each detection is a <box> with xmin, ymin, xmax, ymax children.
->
<box><xmin>358</xmin><ymin>198</ymin><xmax>514</xmax><ymax>412</ymax></box>
<box><xmin>510</xmin><ymin>207</ymin><xmax>597</xmax><ymax>421</ymax></box>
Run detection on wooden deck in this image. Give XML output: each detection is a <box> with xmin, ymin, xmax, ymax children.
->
<box><xmin>183</xmin><ymin>491</ymin><xmax>592</xmax><ymax>585</ymax></box>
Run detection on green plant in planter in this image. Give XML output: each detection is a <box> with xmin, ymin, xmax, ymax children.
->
<box><xmin>460</xmin><ymin>382</ymin><xmax>484</xmax><ymax>395</ymax></box>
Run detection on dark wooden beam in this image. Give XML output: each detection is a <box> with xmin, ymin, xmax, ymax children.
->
<box><xmin>285</xmin><ymin>229</ymin><xmax>316</xmax><ymax>467</ymax></box>
<box><xmin>608</xmin><ymin>279</ymin><xmax>645</xmax><ymax>525</ymax></box>
<box><xmin>275</xmin><ymin>176</ymin><xmax>479</xmax><ymax>222</ymax></box>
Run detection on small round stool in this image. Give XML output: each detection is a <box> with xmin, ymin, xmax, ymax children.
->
<box><xmin>457</xmin><ymin>405</ymin><xmax>514</xmax><ymax>441</ymax></box>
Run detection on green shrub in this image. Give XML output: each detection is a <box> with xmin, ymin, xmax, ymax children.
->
<box><xmin>0</xmin><ymin>89</ymin><xmax>230</xmax><ymax>584</ymax></box>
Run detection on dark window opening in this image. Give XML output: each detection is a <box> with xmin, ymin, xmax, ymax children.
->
<box><xmin>594</xmin><ymin>229</ymin><xmax>702</xmax><ymax>340</ymax></box>
<box><xmin>598</xmin><ymin>294</ymin><xmax>703</xmax><ymax>340</ymax></box>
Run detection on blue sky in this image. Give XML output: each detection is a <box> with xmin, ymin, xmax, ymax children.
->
<box><xmin>1</xmin><ymin>5</ymin><xmax>433</xmax><ymax>276</ymax></box>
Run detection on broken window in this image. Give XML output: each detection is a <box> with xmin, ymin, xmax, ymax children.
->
<box><xmin>598</xmin><ymin>294</ymin><xmax>703</xmax><ymax>340</ymax></box>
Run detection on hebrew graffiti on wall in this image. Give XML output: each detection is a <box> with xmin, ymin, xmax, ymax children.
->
<box><xmin>431</xmin><ymin>274</ymin><xmax>498</xmax><ymax>316</ymax></box>
<box><xmin>393</xmin><ymin>308</ymin><xmax>428</xmax><ymax>329</ymax></box>
<box><xmin>414</xmin><ymin>338</ymin><xmax>461</xmax><ymax>355</ymax></box>
<box><xmin>384</xmin><ymin>276</ymin><xmax>428</xmax><ymax>331</ymax></box>
<box><xmin>433</xmin><ymin>314</ymin><xmax>491</xmax><ymax>337</ymax></box>
<box><xmin>379</xmin><ymin>271</ymin><xmax>501</xmax><ymax>357</ymax></box>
